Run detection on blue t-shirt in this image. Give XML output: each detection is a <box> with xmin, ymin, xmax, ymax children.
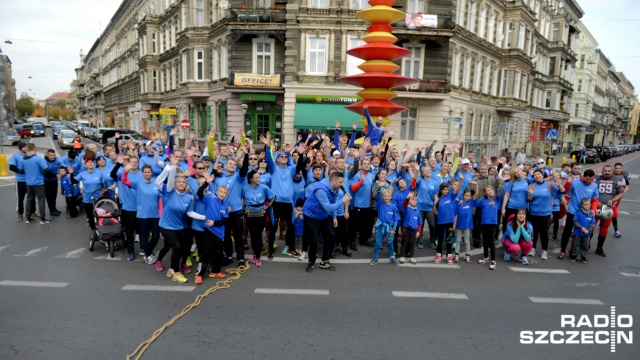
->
<box><xmin>474</xmin><ymin>197</ymin><xmax>499</xmax><ymax>225</ymax></box>
<box><xmin>436</xmin><ymin>191</ymin><xmax>456</xmax><ymax>224</ymax></box>
<box><xmin>529</xmin><ymin>181</ymin><xmax>558</xmax><ymax>216</ymax></box>
<box><xmin>23</xmin><ymin>155</ymin><xmax>48</xmax><ymax>186</ymax></box>
<box><xmin>159</xmin><ymin>189</ymin><xmax>193</xmax><ymax>230</ymax></box>
<box><xmin>130</xmin><ymin>178</ymin><xmax>161</xmax><ymax>218</ymax></box>
<box><xmin>567</xmin><ymin>179</ymin><xmax>599</xmax><ymax>215</ymax></box>
<box><xmin>376</xmin><ymin>201</ymin><xmax>401</xmax><ymax>225</ymax></box>
<box><xmin>214</xmin><ymin>172</ymin><xmax>246</xmax><ymax>212</ymax></box>
<box><xmin>9</xmin><ymin>153</ymin><xmax>25</xmax><ymax>182</ymax></box>
<box><xmin>115</xmin><ymin>169</ymin><xmax>142</xmax><ymax>212</ymax></box>
<box><xmin>504</xmin><ymin>178</ymin><xmax>530</xmax><ymax>210</ymax></box>
<box><xmin>74</xmin><ymin>171</ymin><xmax>106</xmax><ymax>203</ymax></box>
<box><xmin>241</xmin><ymin>183</ymin><xmax>275</xmax><ymax>211</ymax></box>
<box><xmin>455</xmin><ymin>199</ymin><xmax>474</xmax><ymax>230</ymax></box>
<box><xmin>44</xmin><ymin>157</ymin><xmax>65</xmax><ymax>182</ymax></box>
<box><xmin>402</xmin><ymin>206</ymin><xmax>423</xmax><ymax>231</ymax></box>
<box><xmin>416</xmin><ymin>176</ymin><xmax>440</xmax><ymax>212</ymax></box>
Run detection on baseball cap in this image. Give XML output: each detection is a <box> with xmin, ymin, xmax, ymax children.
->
<box><xmin>202</xmin><ymin>155</ymin><xmax>212</xmax><ymax>161</ymax></box>
<box><xmin>460</xmin><ymin>158</ymin><xmax>471</xmax><ymax>165</ymax></box>
<box><xmin>332</xmin><ymin>150</ymin><xmax>340</xmax><ymax>157</ymax></box>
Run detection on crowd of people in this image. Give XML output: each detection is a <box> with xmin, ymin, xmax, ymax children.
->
<box><xmin>8</xmin><ymin>119</ymin><xmax>632</xmax><ymax>283</ymax></box>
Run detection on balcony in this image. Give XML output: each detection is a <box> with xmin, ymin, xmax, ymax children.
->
<box><xmin>229</xmin><ymin>8</ymin><xmax>286</xmax><ymax>23</ymax></box>
<box><xmin>495</xmin><ymin>97</ymin><xmax>529</xmax><ymax>112</ymax></box>
<box><xmin>391</xmin><ymin>79</ymin><xmax>450</xmax><ymax>94</ymax></box>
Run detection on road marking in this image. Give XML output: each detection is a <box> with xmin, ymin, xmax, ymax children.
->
<box><xmin>14</xmin><ymin>246</ymin><xmax>48</xmax><ymax>257</ymax></box>
<box><xmin>508</xmin><ymin>267</ymin><xmax>570</xmax><ymax>274</ymax></box>
<box><xmin>121</xmin><ymin>285</ymin><xmax>196</xmax><ymax>292</ymax></box>
<box><xmin>254</xmin><ymin>288</ymin><xmax>330</xmax><ymax>296</ymax></box>
<box><xmin>620</xmin><ymin>272</ymin><xmax>640</xmax><ymax>277</ymax></box>
<box><xmin>0</xmin><ymin>280</ymin><xmax>69</xmax><ymax>288</ymax></box>
<box><xmin>94</xmin><ymin>254</ymin><xmax>122</xmax><ymax>260</ymax></box>
<box><xmin>392</xmin><ymin>291</ymin><xmax>468</xmax><ymax>300</ymax></box>
<box><xmin>617</xmin><ymin>211</ymin><xmax>630</xmax><ymax>215</ymax></box>
<box><xmin>55</xmin><ymin>248</ymin><xmax>86</xmax><ymax>259</ymax></box>
<box><xmin>529</xmin><ymin>297</ymin><xmax>604</xmax><ymax>305</ymax></box>
<box><xmin>398</xmin><ymin>263</ymin><xmax>461</xmax><ymax>269</ymax></box>
<box><xmin>629</xmin><ymin>174</ymin><xmax>639</xmax><ymax>179</ymax></box>
<box><xmin>0</xmin><ymin>183</ymin><xmax>16</xmax><ymax>187</ymax></box>
<box><xmin>0</xmin><ymin>245</ymin><xmax>10</xmax><ymax>254</ymax></box>
<box><xmin>622</xmin><ymin>199</ymin><xmax>640</xmax><ymax>203</ymax></box>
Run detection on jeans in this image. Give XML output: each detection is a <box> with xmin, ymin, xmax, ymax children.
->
<box><xmin>138</xmin><ymin>217</ymin><xmax>160</xmax><ymax>257</ymax></box>
<box><xmin>373</xmin><ymin>224</ymin><xmax>395</xmax><ymax>260</ymax></box>
<box><xmin>574</xmin><ymin>235</ymin><xmax>589</xmax><ymax>260</ymax></box>
<box><xmin>455</xmin><ymin>228</ymin><xmax>471</xmax><ymax>254</ymax></box>
<box><xmin>26</xmin><ymin>185</ymin><xmax>46</xmax><ymax>220</ymax></box>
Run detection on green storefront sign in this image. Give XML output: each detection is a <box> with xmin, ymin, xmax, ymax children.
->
<box><xmin>240</xmin><ymin>93</ymin><xmax>276</xmax><ymax>102</ymax></box>
<box><xmin>295</xmin><ymin>94</ymin><xmax>362</xmax><ymax>105</ymax></box>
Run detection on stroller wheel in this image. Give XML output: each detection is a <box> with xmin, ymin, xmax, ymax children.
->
<box><xmin>109</xmin><ymin>240</ymin><xmax>115</xmax><ymax>258</ymax></box>
<box><xmin>89</xmin><ymin>230</ymin><xmax>97</xmax><ymax>251</ymax></box>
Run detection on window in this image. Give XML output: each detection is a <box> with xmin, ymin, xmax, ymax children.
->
<box><xmin>520</xmin><ymin>74</ymin><xmax>528</xmax><ymax>100</ymax></box>
<box><xmin>152</xmin><ymin>70</ymin><xmax>158</xmax><ymax>92</ymax></box>
<box><xmin>482</xmin><ymin>63</ymin><xmax>491</xmax><ymax>94</ymax></box>
<box><xmin>400</xmin><ymin>108</ymin><xmax>417</xmax><ymax>140</ymax></box>
<box><xmin>488</xmin><ymin>12</ymin><xmax>495</xmax><ymax>43</ymax></box>
<box><xmin>160</xmin><ymin>68</ymin><xmax>165</xmax><ymax>92</ymax></box>
<box><xmin>402</xmin><ymin>44</ymin><xmax>424</xmax><ymax>79</ymax></box>
<box><xmin>462</xmin><ymin>56</ymin><xmax>471</xmax><ymax>88</ymax></box>
<box><xmin>253</xmin><ymin>38</ymin><xmax>275</xmax><ymax>75</ymax></box>
<box><xmin>406</xmin><ymin>0</ymin><xmax>425</xmax><ymax>13</ymax></box>
<box><xmin>347</xmin><ymin>37</ymin><xmax>365</xmax><ymax>75</ymax></box>
<box><xmin>491</xmin><ymin>68</ymin><xmax>499</xmax><ymax>96</ymax></box>
<box><xmin>545</xmin><ymin>91</ymin><xmax>552</xmax><ymax>109</ymax></box>
<box><xmin>457</xmin><ymin>0</ymin><xmax>466</xmax><ymax>27</ymax></box>
<box><xmin>467</xmin><ymin>1</ymin><xmax>477</xmax><ymax>33</ymax></box>
<box><xmin>473</xmin><ymin>60</ymin><xmax>482</xmax><ymax>92</ymax></box>
<box><xmin>140</xmin><ymin>75</ymin><xmax>145</xmax><ymax>94</ymax></box>
<box><xmin>220</xmin><ymin>44</ymin><xmax>228</xmax><ymax>78</ymax></box>
<box><xmin>507</xmin><ymin>22</ymin><xmax>514</xmax><ymax>47</ymax></box>
<box><xmin>181</xmin><ymin>3</ymin><xmax>187</xmax><ymax>30</ymax></box>
<box><xmin>171</xmin><ymin>63</ymin><xmax>176</xmax><ymax>90</ymax></box>
<box><xmin>517</xmin><ymin>24</ymin><xmax>525</xmax><ymax>49</ymax></box>
<box><xmin>580</xmin><ymin>55</ymin><xmax>585</xmax><ymax>69</ymax></box>
<box><xmin>574</xmin><ymin>104</ymin><xmax>579</xmax><ymax>117</ymax></box>
<box><xmin>577</xmin><ymin>80</ymin><xmax>582</xmax><ymax>92</ymax></box>
<box><xmin>150</xmin><ymin>33</ymin><xmax>155</xmax><ymax>54</ymax></box>
<box><xmin>171</xmin><ymin>22</ymin><xmax>176</xmax><ymax>47</ymax></box>
<box><xmin>351</xmin><ymin>0</ymin><xmax>369</xmax><ymax>10</ymax></box>
<box><xmin>548</xmin><ymin>57</ymin><xmax>555</xmax><ymax>76</ymax></box>
<box><xmin>551</xmin><ymin>23</ymin><xmax>559</xmax><ymax>41</ymax></box>
<box><xmin>159</xmin><ymin>32</ymin><xmax>164</xmax><ymax>53</ymax></box>
<box><xmin>194</xmin><ymin>49</ymin><xmax>204</xmax><ymax>81</ymax></box>
<box><xmin>451</xmin><ymin>53</ymin><xmax>460</xmax><ymax>86</ymax></box>
<box><xmin>195</xmin><ymin>0</ymin><xmax>204</xmax><ymax>27</ymax></box>
<box><xmin>181</xmin><ymin>52</ymin><xmax>187</xmax><ymax>82</ymax></box>
<box><xmin>258</xmin><ymin>0</ymin><xmax>273</xmax><ymax>8</ymax></box>
<box><xmin>306</xmin><ymin>35</ymin><xmax>328</xmax><ymax>75</ymax></box>
<box><xmin>513</xmin><ymin>71</ymin><xmax>521</xmax><ymax>99</ymax></box>
<box><xmin>500</xmin><ymin>69</ymin><xmax>508</xmax><ymax>97</ymax></box>
<box><xmin>212</xmin><ymin>48</ymin><xmax>219</xmax><ymax>80</ymax></box>
<box><xmin>310</xmin><ymin>0</ymin><xmax>329</xmax><ymax>9</ymax></box>
<box><xmin>524</xmin><ymin>29</ymin><xmax>532</xmax><ymax>55</ymax></box>
<box><xmin>478</xmin><ymin>7</ymin><xmax>486</xmax><ymax>38</ymax></box>
<box><xmin>496</xmin><ymin>19</ymin><xmax>503</xmax><ymax>47</ymax></box>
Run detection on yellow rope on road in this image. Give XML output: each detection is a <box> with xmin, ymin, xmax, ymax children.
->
<box><xmin>126</xmin><ymin>263</ymin><xmax>251</xmax><ymax>360</ymax></box>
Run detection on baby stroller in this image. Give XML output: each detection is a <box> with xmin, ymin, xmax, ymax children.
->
<box><xmin>90</xmin><ymin>193</ymin><xmax>122</xmax><ymax>258</ymax></box>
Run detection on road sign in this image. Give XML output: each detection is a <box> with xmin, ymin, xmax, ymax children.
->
<box><xmin>545</xmin><ymin>129</ymin><xmax>558</xmax><ymax>141</ymax></box>
<box><xmin>443</xmin><ymin>117</ymin><xmax>462</xmax><ymax>123</ymax></box>
<box><xmin>159</xmin><ymin>108</ymin><xmax>177</xmax><ymax>115</ymax></box>
<box><xmin>181</xmin><ymin>119</ymin><xmax>190</xmax><ymax>129</ymax></box>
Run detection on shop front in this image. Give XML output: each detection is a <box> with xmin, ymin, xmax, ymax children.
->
<box><xmin>293</xmin><ymin>94</ymin><xmax>364</xmax><ymax>134</ymax></box>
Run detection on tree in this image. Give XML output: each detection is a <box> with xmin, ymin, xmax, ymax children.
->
<box><xmin>16</xmin><ymin>93</ymin><xmax>36</xmax><ymax>119</ymax></box>
<box><xmin>55</xmin><ymin>99</ymin><xmax>67</xmax><ymax>108</ymax></box>
<box><xmin>32</xmin><ymin>108</ymin><xmax>45</xmax><ymax>117</ymax></box>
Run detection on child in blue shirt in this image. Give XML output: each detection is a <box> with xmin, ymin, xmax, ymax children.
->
<box><xmin>455</xmin><ymin>189</ymin><xmax>475</xmax><ymax>263</ymax></box>
<box><xmin>293</xmin><ymin>198</ymin><xmax>305</xmax><ymax>254</ymax></box>
<box><xmin>399</xmin><ymin>193</ymin><xmax>422</xmax><ymax>264</ymax></box>
<box><xmin>58</xmin><ymin>166</ymin><xmax>80</xmax><ymax>218</ymax></box>
<box><xmin>370</xmin><ymin>189</ymin><xmax>401</xmax><ymax>266</ymax></box>
<box><xmin>433</xmin><ymin>181</ymin><xmax>459</xmax><ymax>264</ymax></box>
<box><xmin>472</xmin><ymin>182</ymin><xmax>501</xmax><ymax>270</ymax></box>
<box><xmin>572</xmin><ymin>198</ymin><xmax>596</xmax><ymax>264</ymax></box>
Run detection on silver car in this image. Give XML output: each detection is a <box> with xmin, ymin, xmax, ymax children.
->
<box><xmin>2</xmin><ymin>129</ymin><xmax>21</xmax><ymax>145</ymax></box>
<box><xmin>58</xmin><ymin>130</ymin><xmax>76</xmax><ymax>149</ymax></box>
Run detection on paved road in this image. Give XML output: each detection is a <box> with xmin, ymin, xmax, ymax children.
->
<box><xmin>0</xmin><ymin>133</ymin><xmax>639</xmax><ymax>359</ymax></box>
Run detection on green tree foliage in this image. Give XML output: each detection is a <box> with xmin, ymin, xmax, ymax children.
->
<box><xmin>16</xmin><ymin>93</ymin><xmax>35</xmax><ymax>118</ymax></box>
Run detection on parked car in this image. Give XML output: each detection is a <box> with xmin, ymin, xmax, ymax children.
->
<box><xmin>105</xmin><ymin>133</ymin><xmax>148</xmax><ymax>146</ymax></box>
<box><xmin>26</xmin><ymin>117</ymin><xmax>49</xmax><ymax>127</ymax></box>
<box><xmin>101</xmin><ymin>129</ymin><xmax>135</xmax><ymax>144</ymax></box>
<box><xmin>49</xmin><ymin>121</ymin><xmax>62</xmax><ymax>128</ymax></box>
<box><xmin>16</xmin><ymin>124</ymin><xmax>33</xmax><ymax>138</ymax></box>
<box><xmin>1</xmin><ymin>129</ymin><xmax>21</xmax><ymax>145</ymax></box>
<box><xmin>583</xmin><ymin>149</ymin><xmax>601</xmax><ymax>163</ymax></box>
<box><xmin>58</xmin><ymin>130</ymin><xmax>76</xmax><ymax>149</ymax></box>
<box><xmin>589</xmin><ymin>146</ymin><xmax>612</xmax><ymax>161</ymax></box>
<box><xmin>31</xmin><ymin>123</ymin><xmax>46</xmax><ymax>137</ymax></box>
<box><xmin>53</xmin><ymin>125</ymin><xmax>66</xmax><ymax>139</ymax></box>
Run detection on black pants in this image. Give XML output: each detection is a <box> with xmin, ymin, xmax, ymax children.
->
<box><xmin>400</xmin><ymin>229</ymin><xmax>417</xmax><ymax>258</ymax></box>
<box><xmin>26</xmin><ymin>185</ymin><xmax>46</xmax><ymax>220</ymax></box>
<box><xmin>84</xmin><ymin>202</ymin><xmax>96</xmax><ymax>230</ymax></box>
<box><xmin>481</xmin><ymin>224</ymin><xmax>498</xmax><ymax>261</ymax></box>
<box><xmin>65</xmin><ymin>196</ymin><xmax>80</xmax><ymax>217</ymax></box>
<box><xmin>158</xmin><ymin>228</ymin><xmax>188</xmax><ymax>273</ymax></box>
<box><xmin>121</xmin><ymin>210</ymin><xmax>138</xmax><ymax>253</ymax></box>
<box><xmin>224</xmin><ymin>211</ymin><xmax>246</xmax><ymax>260</ymax></box>
<box><xmin>347</xmin><ymin>207</ymin><xmax>374</xmax><ymax>245</ymax></box>
<box><xmin>246</xmin><ymin>215</ymin><xmax>266</xmax><ymax>259</ymax></box>
<box><xmin>436</xmin><ymin>222</ymin><xmax>454</xmax><ymax>255</ymax></box>
<box><xmin>197</xmin><ymin>229</ymin><xmax>223</xmax><ymax>275</ymax></box>
<box><xmin>268</xmin><ymin>202</ymin><xmax>294</xmax><ymax>252</ymax></box>
<box><xmin>138</xmin><ymin>217</ymin><xmax>160</xmax><ymax>257</ymax></box>
<box><xmin>15</xmin><ymin>181</ymin><xmax>34</xmax><ymax>216</ymax></box>
<box><xmin>44</xmin><ymin>180</ymin><xmax>59</xmax><ymax>214</ymax></box>
<box><xmin>335</xmin><ymin>215</ymin><xmax>348</xmax><ymax>250</ymax></box>
<box><xmin>472</xmin><ymin>208</ymin><xmax>483</xmax><ymax>246</ymax></box>
<box><xmin>560</xmin><ymin>212</ymin><xmax>575</xmax><ymax>254</ymax></box>
<box><xmin>551</xmin><ymin>211</ymin><xmax>560</xmax><ymax>238</ymax></box>
<box><xmin>530</xmin><ymin>214</ymin><xmax>551</xmax><ymax>252</ymax></box>
<box><xmin>304</xmin><ymin>216</ymin><xmax>335</xmax><ymax>264</ymax></box>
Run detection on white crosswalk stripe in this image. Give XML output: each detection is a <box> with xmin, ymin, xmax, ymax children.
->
<box><xmin>255</xmin><ymin>288</ymin><xmax>330</xmax><ymax>295</ymax></box>
<box><xmin>529</xmin><ymin>297</ymin><xmax>604</xmax><ymax>305</ymax></box>
<box><xmin>629</xmin><ymin>174</ymin><xmax>638</xmax><ymax>179</ymax></box>
<box><xmin>509</xmin><ymin>267</ymin><xmax>570</xmax><ymax>274</ymax></box>
<box><xmin>15</xmin><ymin>246</ymin><xmax>48</xmax><ymax>257</ymax></box>
<box><xmin>398</xmin><ymin>263</ymin><xmax>461</xmax><ymax>269</ymax></box>
<box><xmin>392</xmin><ymin>291</ymin><xmax>469</xmax><ymax>299</ymax></box>
<box><xmin>55</xmin><ymin>248</ymin><xmax>87</xmax><ymax>259</ymax></box>
<box><xmin>121</xmin><ymin>285</ymin><xmax>196</xmax><ymax>292</ymax></box>
<box><xmin>618</xmin><ymin>211</ymin><xmax>630</xmax><ymax>215</ymax></box>
<box><xmin>0</xmin><ymin>245</ymin><xmax>10</xmax><ymax>254</ymax></box>
<box><xmin>0</xmin><ymin>280</ymin><xmax>69</xmax><ymax>288</ymax></box>
<box><xmin>620</xmin><ymin>272</ymin><xmax>640</xmax><ymax>277</ymax></box>
<box><xmin>94</xmin><ymin>254</ymin><xmax>122</xmax><ymax>260</ymax></box>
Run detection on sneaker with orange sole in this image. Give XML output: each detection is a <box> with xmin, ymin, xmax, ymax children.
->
<box><xmin>195</xmin><ymin>275</ymin><xmax>203</xmax><ymax>285</ymax></box>
<box><xmin>209</xmin><ymin>272</ymin><xmax>226</xmax><ymax>278</ymax></box>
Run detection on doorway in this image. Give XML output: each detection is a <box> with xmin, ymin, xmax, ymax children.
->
<box><xmin>244</xmin><ymin>101</ymin><xmax>282</xmax><ymax>142</ymax></box>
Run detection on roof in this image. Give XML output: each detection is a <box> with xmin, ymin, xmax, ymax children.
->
<box><xmin>45</xmin><ymin>92</ymin><xmax>71</xmax><ymax>101</ymax></box>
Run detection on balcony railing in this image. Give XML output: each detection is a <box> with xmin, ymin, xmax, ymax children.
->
<box><xmin>391</xmin><ymin>79</ymin><xmax>450</xmax><ymax>94</ymax></box>
<box><xmin>391</xmin><ymin>14</ymin><xmax>456</xmax><ymax>30</ymax></box>
<box><xmin>229</xmin><ymin>8</ymin><xmax>286</xmax><ymax>23</ymax></box>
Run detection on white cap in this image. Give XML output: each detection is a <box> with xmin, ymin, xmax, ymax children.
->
<box><xmin>332</xmin><ymin>150</ymin><xmax>340</xmax><ymax>157</ymax></box>
<box><xmin>460</xmin><ymin>158</ymin><xmax>471</xmax><ymax>165</ymax></box>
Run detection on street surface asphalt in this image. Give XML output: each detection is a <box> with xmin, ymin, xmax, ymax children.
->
<box><xmin>0</xmin><ymin>131</ymin><xmax>639</xmax><ymax>359</ymax></box>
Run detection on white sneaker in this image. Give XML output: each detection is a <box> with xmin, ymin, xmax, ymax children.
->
<box><xmin>410</xmin><ymin>257</ymin><xmax>417</xmax><ymax>264</ymax></box>
<box><xmin>298</xmin><ymin>251</ymin><xmax>308</xmax><ymax>261</ymax></box>
<box><xmin>399</xmin><ymin>257</ymin><xmax>405</xmax><ymax>264</ymax></box>
<box><xmin>145</xmin><ymin>253</ymin><xmax>156</xmax><ymax>265</ymax></box>
<box><xmin>190</xmin><ymin>242</ymin><xmax>197</xmax><ymax>253</ymax></box>
<box><xmin>489</xmin><ymin>260</ymin><xmax>497</xmax><ymax>270</ymax></box>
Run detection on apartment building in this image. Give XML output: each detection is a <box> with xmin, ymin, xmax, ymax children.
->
<box><xmin>0</xmin><ymin>53</ymin><xmax>16</xmax><ymax>124</ymax></box>
<box><xmin>567</xmin><ymin>21</ymin><xmax>596</xmax><ymax>147</ymax></box>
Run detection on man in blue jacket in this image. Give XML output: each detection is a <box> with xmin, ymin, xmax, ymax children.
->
<box><xmin>9</xmin><ymin>141</ymin><xmax>34</xmax><ymax>222</ymax></box>
<box><xmin>44</xmin><ymin>149</ymin><xmax>64</xmax><ymax>217</ymax></box>
<box><xmin>22</xmin><ymin>143</ymin><xmax>52</xmax><ymax>224</ymax></box>
<box><xmin>302</xmin><ymin>171</ymin><xmax>351</xmax><ymax>272</ymax></box>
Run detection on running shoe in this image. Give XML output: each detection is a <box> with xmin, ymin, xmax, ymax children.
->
<box><xmin>190</xmin><ymin>242</ymin><xmax>197</xmax><ymax>253</ymax></box>
<box><xmin>551</xmin><ymin>235</ymin><xmax>558</xmax><ymax>241</ymax></box>
<box><xmin>447</xmin><ymin>254</ymin><xmax>453</xmax><ymax>265</ymax></box>
<box><xmin>209</xmin><ymin>272</ymin><xmax>226</xmax><ymax>278</ymax></box>
<box><xmin>540</xmin><ymin>252</ymin><xmax>548</xmax><ymax>260</ymax></box>
<box><xmin>40</xmin><ymin>219</ymin><xmax>51</xmax><ymax>224</ymax></box>
<box><xmin>298</xmin><ymin>251</ymin><xmax>308</xmax><ymax>261</ymax></box>
<box><xmin>305</xmin><ymin>263</ymin><xmax>314</xmax><ymax>273</ymax></box>
<box><xmin>614</xmin><ymin>230</ymin><xmax>622</xmax><ymax>238</ymax></box>
<box><xmin>237</xmin><ymin>259</ymin><xmax>245</xmax><ymax>267</ymax></box>
<box><xmin>430</xmin><ymin>242</ymin><xmax>437</xmax><ymax>250</ymax></box>
<box><xmin>504</xmin><ymin>253</ymin><xmax>511</xmax><ymax>261</ymax></box>
<box><xmin>288</xmin><ymin>250</ymin><xmax>300</xmax><ymax>257</ymax></box>
<box><xmin>399</xmin><ymin>257</ymin><xmax>405</xmax><ymax>264</ymax></box>
<box><xmin>24</xmin><ymin>220</ymin><xmax>31</xmax><ymax>224</ymax></box>
<box><xmin>186</xmin><ymin>256</ymin><xmax>193</xmax><ymax>267</ymax></box>
<box><xmin>145</xmin><ymin>255</ymin><xmax>156</xmax><ymax>265</ymax></box>
<box><xmin>557</xmin><ymin>252</ymin><xmax>566</xmax><ymax>260</ymax></box>
<box><xmin>581</xmin><ymin>258</ymin><xmax>588</xmax><ymax>264</ymax></box>
<box><xmin>139</xmin><ymin>249</ymin><xmax>145</xmax><ymax>256</ymax></box>
<box><xmin>127</xmin><ymin>252</ymin><xmax>135</xmax><ymax>261</ymax></box>
<box><xmin>155</xmin><ymin>260</ymin><xmax>164</xmax><ymax>272</ymax></box>
<box><xmin>410</xmin><ymin>257</ymin><xmax>417</xmax><ymax>264</ymax></box>
<box><xmin>222</xmin><ymin>257</ymin><xmax>233</xmax><ymax>266</ymax></box>
<box><xmin>489</xmin><ymin>261</ymin><xmax>497</xmax><ymax>270</ymax></box>
<box><xmin>434</xmin><ymin>253</ymin><xmax>442</xmax><ymax>264</ymax></box>
<box><xmin>250</xmin><ymin>255</ymin><xmax>257</xmax><ymax>264</ymax></box>
<box><xmin>454</xmin><ymin>254</ymin><xmax>460</xmax><ymax>263</ymax></box>
<box><xmin>281</xmin><ymin>246</ymin><xmax>289</xmax><ymax>255</ymax></box>
<box><xmin>319</xmin><ymin>261</ymin><xmax>336</xmax><ymax>270</ymax></box>
<box><xmin>594</xmin><ymin>248</ymin><xmax>607</xmax><ymax>257</ymax></box>
<box><xmin>166</xmin><ymin>268</ymin><xmax>175</xmax><ymax>277</ymax></box>
<box><xmin>369</xmin><ymin>259</ymin><xmax>378</xmax><ymax>266</ymax></box>
<box><xmin>521</xmin><ymin>256</ymin><xmax>529</xmax><ymax>265</ymax></box>
<box><xmin>256</xmin><ymin>258</ymin><xmax>262</xmax><ymax>267</ymax></box>
<box><xmin>181</xmin><ymin>264</ymin><xmax>192</xmax><ymax>274</ymax></box>
<box><xmin>478</xmin><ymin>257</ymin><xmax>489</xmax><ymax>264</ymax></box>
<box><xmin>464</xmin><ymin>254</ymin><xmax>471</xmax><ymax>263</ymax></box>
<box><xmin>17</xmin><ymin>214</ymin><xmax>23</xmax><ymax>222</ymax></box>
<box><xmin>268</xmin><ymin>252</ymin><xmax>274</xmax><ymax>260</ymax></box>
<box><xmin>417</xmin><ymin>241</ymin><xmax>424</xmax><ymax>249</ymax></box>
<box><xmin>390</xmin><ymin>257</ymin><xmax>398</xmax><ymax>265</ymax></box>
<box><xmin>528</xmin><ymin>248</ymin><xmax>536</xmax><ymax>257</ymax></box>
<box><xmin>195</xmin><ymin>275</ymin><xmax>203</xmax><ymax>285</ymax></box>
<box><xmin>172</xmin><ymin>272</ymin><xmax>188</xmax><ymax>283</ymax></box>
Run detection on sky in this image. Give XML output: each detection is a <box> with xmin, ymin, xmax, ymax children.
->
<box><xmin>0</xmin><ymin>0</ymin><xmax>639</xmax><ymax>101</ymax></box>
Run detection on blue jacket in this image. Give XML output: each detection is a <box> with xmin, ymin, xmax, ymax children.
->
<box><xmin>402</xmin><ymin>206</ymin><xmax>423</xmax><ymax>231</ymax></box>
<box><xmin>60</xmin><ymin>175</ymin><xmax>80</xmax><ymax>197</ymax></box>
<box><xmin>202</xmin><ymin>194</ymin><xmax>229</xmax><ymax>239</ymax></box>
<box><xmin>573</xmin><ymin>209</ymin><xmax>596</xmax><ymax>236</ymax></box>
<box><xmin>503</xmin><ymin>222</ymin><xmax>533</xmax><ymax>243</ymax></box>
<box><xmin>302</xmin><ymin>179</ymin><xmax>342</xmax><ymax>220</ymax></box>
<box><xmin>293</xmin><ymin>211</ymin><xmax>304</xmax><ymax>237</ymax></box>
<box><xmin>363</xmin><ymin>108</ymin><xmax>385</xmax><ymax>146</ymax></box>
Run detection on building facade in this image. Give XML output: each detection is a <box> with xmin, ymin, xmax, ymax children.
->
<box><xmin>1</xmin><ymin>53</ymin><xmax>17</xmax><ymax>124</ymax></box>
<box><xmin>567</xmin><ymin>21</ymin><xmax>596</xmax><ymax>147</ymax></box>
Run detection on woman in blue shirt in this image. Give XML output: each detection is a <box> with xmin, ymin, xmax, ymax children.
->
<box><xmin>68</xmin><ymin>158</ymin><xmax>113</xmax><ymax>232</ymax></box>
<box><xmin>527</xmin><ymin>170</ymin><xmax>562</xmax><ymax>260</ymax></box>
<box><xmin>433</xmin><ymin>181</ymin><xmax>460</xmax><ymax>264</ymax></box>
<box><xmin>501</xmin><ymin>167</ymin><xmax>530</xmax><ymax>228</ymax></box>
<box><xmin>242</xmin><ymin>170</ymin><xmax>276</xmax><ymax>267</ymax></box>
<box><xmin>549</xmin><ymin>171</ymin><xmax>565</xmax><ymax>242</ymax></box>
<box><xmin>471</xmin><ymin>182</ymin><xmax>500</xmax><ymax>270</ymax></box>
<box><xmin>414</xmin><ymin>165</ymin><xmax>440</xmax><ymax>250</ymax></box>
<box><xmin>95</xmin><ymin>155</ymin><xmax>115</xmax><ymax>198</ymax></box>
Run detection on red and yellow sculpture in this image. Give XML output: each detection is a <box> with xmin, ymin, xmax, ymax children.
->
<box><xmin>338</xmin><ymin>0</ymin><xmax>419</xmax><ymax>140</ymax></box>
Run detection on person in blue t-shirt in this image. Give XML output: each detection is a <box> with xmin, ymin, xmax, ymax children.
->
<box><xmin>122</xmin><ymin>161</ymin><xmax>159</xmax><ymax>262</ymax></box>
<box><xmin>399</xmin><ymin>193</ymin><xmax>422</xmax><ymax>264</ymax></box>
<box><xmin>58</xmin><ymin>166</ymin><xmax>81</xmax><ymax>218</ymax></box>
<box><xmin>526</xmin><ymin>170</ymin><xmax>563</xmax><ymax>260</ymax></box>
<box><xmin>572</xmin><ymin>198</ymin><xmax>596</xmax><ymax>264</ymax></box>
<box><xmin>502</xmin><ymin>209</ymin><xmax>534</xmax><ymax>265</ymax></box>
<box><xmin>370</xmin><ymin>189</ymin><xmax>401</xmax><ymax>266</ymax></box>
<box><xmin>23</xmin><ymin>143</ymin><xmax>54</xmax><ymax>224</ymax></box>
<box><xmin>196</xmin><ymin>173</ymin><xmax>230</xmax><ymax>283</ymax></box>
<box><xmin>471</xmin><ymin>182</ymin><xmax>501</xmax><ymax>270</ymax></box>
<box><xmin>501</xmin><ymin>167</ymin><xmax>530</xmax><ymax>226</ymax></box>
<box><xmin>454</xmin><ymin>189</ymin><xmax>475</xmax><ymax>263</ymax></box>
<box><xmin>433</xmin><ymin>181</ymin><xmax>460</xmax><ymax>264</ymax></box>
<box><xmin>362</xmin><ymin>104</ymin><xmax>387</xmax><ymax>146</ymax></box>
<box><xmin>69</xmin><ymin>157</ymin><xmax>115</xmax><ymax>231</ymax></box>
<box><xmin>9</xmin><ymin>142</ymin><xmax>34</xmax><ymax>222</ymax></box>
<box><xmin>242</xmin><ymin>169</ymin><xmax>276</xmax><ymax>266</ymax></box>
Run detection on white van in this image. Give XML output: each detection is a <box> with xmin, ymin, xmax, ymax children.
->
<box><xmin>27</xmin><ymin>117</ymin><xmax>49</xmax><ymax>127</ymax></box>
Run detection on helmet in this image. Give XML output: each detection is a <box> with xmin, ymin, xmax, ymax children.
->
<box><xmin>596</xmin><ymin>205</ymin><xmax>614</xmax><ymax>220</ymax></box>
<box><xmin>537</xmin><ymin>158</ymin><xmax>546</xmax><ymax>166</ymax></box>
